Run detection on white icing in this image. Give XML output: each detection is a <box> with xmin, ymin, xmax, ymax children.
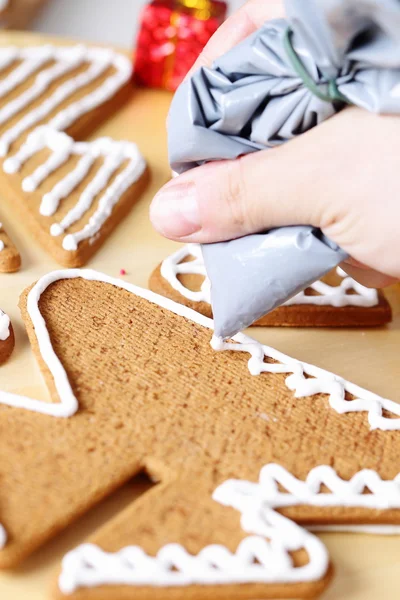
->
<box><xmin>213</xmin><ymin>464</ymin><xmax>400</xmax><ymax>512</ymax></box>
<box><xmin>0</xmin><ymin>0</ymin><xmax>8</xmax><ymax>12</ymax></box>
<box><xmin>0</xmin><ymin>310</ymin><xmax>10</xmax><ymax>340</ymax></box>
<box><xmin>160</xmin><ymin>243</ymin><xmax>210</xmax><ymax>303</ymax></box>
<box><xmin>0</xmin><ymin>44</ymin><xmax>131</xmax><ymax>157</ymax></box>
<box><xmin>285</xmin><ymin>267</ymin><xmax>378</xmax><ymax>307</ymax></box>
<box><xmin>0</xmin><ymin>268</ymin><xmax>398</xmax><ymax>424</ymax></box>
<box><xmin>0</xmin><ymin>525</ymin><xmax>6</xmax><ymax>549</ymax></box>
<box><xmin>59</xmin><ymin>519</ymin><xmax>327</xmax><ymax>594</ymax></box>
<box><xmin>4</xmin><ymin>127</ymin><xmax>146</xmax><ymax>250</ymax></box>
<box><xmin>0</xmin><ymin>240</ymin><xmax>4</xmax><ymax>252</ymax></box>
<box><xmin>58</xmin><ymin>464</ymin><xmax>400</xmax><ymax>594</ymax></box>
<box><xmin>210</xmin><ymin>335</ymin><xmax>400</xmax><ymax>430</ymax></box>
<box><xmin>160</xmin><ymin>244</ymin><xmax>379</xmax><ymax>308</ymax></box>
<box><xmin>0</xmin><ymin>270</ymin><xmax>398</xmax><ymax>559</ymax></box>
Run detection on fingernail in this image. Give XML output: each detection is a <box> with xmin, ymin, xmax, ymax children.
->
<box><xmin>150</xmin><ymin>182</ymin><xmax>201</xmax><ymax>238</ymax></box>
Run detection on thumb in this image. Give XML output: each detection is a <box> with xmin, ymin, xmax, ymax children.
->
<box><xmin>150</xmin><ymin>142</ymin><xmax>323</xmax><ymax>243</ymax></box>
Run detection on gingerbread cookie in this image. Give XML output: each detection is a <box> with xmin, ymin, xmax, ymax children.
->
<box><xmin>0</xmin><ymin>308</ymin><xmax>14</xmax><ymax>363</ymax></box>
<box><xmin>149</xmin><ymin>244</ymin><xmax>392</xmax><ymax>327</ymax></box>
<box><xmin>0</xmin><ymin>270</ymin><xmax>398</xmax><ymax>600</ymax></box>
<box><xmin>0</xmin><ymin>127</ymin><xmax>148</xmax><ymax>266</ymax></box>
<box><xmin>0</xmin><ymin>1</ymin><xmax>49</xmax><ymax>30</ymax></box>
<box><xmin>0</xmin><ymin>44</ymin><xmax>132</xmax><ymax>157</ymax></box>
<box><xmin>0</xmin><ymin>221</ymin><xmax>21</xmax><ymax>272</ymax></box>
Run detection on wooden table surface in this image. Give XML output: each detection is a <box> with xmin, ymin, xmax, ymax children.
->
<box><xmin>0</xmin><ymin>30</ymin><xmax>399</xmax><ymax>600</ymax></box>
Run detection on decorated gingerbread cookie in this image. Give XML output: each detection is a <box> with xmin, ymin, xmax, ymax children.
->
<box><xmin>0</xmin><ymin>127</ymin><xmax>148</xmax><ymax>266</ymax></box>
<box><xmin>0</xmin><ymin>270</ymin><xmax>398</xmax><ymax>600</ymax></box>
<box><xmin>0</xmin><ymin>43</ymin><xmax>149</xmax><ymax>266</ymax></box>
<box><xmin>149</xmin><ymin>244</ymin><xmax>392</xmax><ymax>327</ymax></box>
<box><xmin>0</xmin><ymin>43</ymin><xmax>132</xmax><ymax>157</ymax></box>
<box><xmin>0</xmin><ymin>308</ymin><xmax>14</xmax><ymax>363</ymax></box>
<box><xmin>0</xmin><ymin>221</ymin><xmax>21</xmax><ymax>272</ymax></box>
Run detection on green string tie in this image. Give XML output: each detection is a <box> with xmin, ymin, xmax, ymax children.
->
<box><xmin>283</xmin><ymin>27</ymin><xmax>351</xmax><ymax>105</ymax></box>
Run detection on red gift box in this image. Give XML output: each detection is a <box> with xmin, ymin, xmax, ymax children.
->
<box><xmin>134</xmin><ymin>0</ymin><xmax>227</xmax><ymax>91</ymax></box>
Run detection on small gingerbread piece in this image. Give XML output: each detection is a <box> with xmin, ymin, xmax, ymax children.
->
<box><xmin>0</xmin><ymin>42</ymin><xmax>147</xmax><ymax>266</ymax></box>
<box><xmin>0</xmin><ymin>309</ymin><xmax>14</xmax><ymax>363</ymax></box>
<box><xmin>0</xmin><ymin>222</ymin><xmax>21</xmax><ymax>272</ymax></box>
<box><xmin>1</xmin><ymin>128</ymin><xmax>149</xmax><ymax>267</ymax></box>
<box><xmin>149</xmin><ymin>244</ymin><xmax>392</xmax><ymax>328</ymax></box>
<box><xmin>0</xmin><ymin>43</ymin><xmax>132</xmax><ymax>157</ymax></box>
<box><xmin>0</xmin><ymin>270</ymin><xmax>397</xmax><ymax>600</ymax></box>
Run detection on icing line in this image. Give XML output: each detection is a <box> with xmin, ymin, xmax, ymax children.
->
<box><xmin>0</xmin><ymin>526</ymin><xmax>6</xmax><ymax>550</ymax></box>
<box><xmin>0</xmin><ymin>310</ymin><xmax>10</xmax><ymax>341</ymax></box>
<box><xmin>160</xmin><ymin>244</ymin><xmax>379</xmax><ymax>308</ymax></box>
<box><xmin>211</xmin><ymin>335</ymin><xmax>400</xmax><ymax>431</ymax></box>
<box><xmin>0</xmin><ymin>44</ymin><xmax>131</xmax><ymax>157</ymax></box>
<box><xmin>58</xmin><ymin>464</ymin><xmax>400</xmax><ymax>593</ymax></box>
<box><xmin>0</xmin><ymin>269</ymin><xmax>398</xmax><ymax>428</ymax></box>
<box><xmin>3</xmin><ymin>127</ymin><xmax>146</xmax><ymax>251</ymax></box>
<box><xmin>0</xmin><ymin>270</ymin><xmax>398</xmax><ymax>564</ymax></box>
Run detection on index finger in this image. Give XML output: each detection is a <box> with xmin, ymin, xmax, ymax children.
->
<box><xmin>187</xmin><ymin>0</ymin><xmax>285</xmax><ymax>77</ymax></box>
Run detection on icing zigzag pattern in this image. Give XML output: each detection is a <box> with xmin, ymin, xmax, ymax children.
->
<box><xmin>59</xmin><ymin>520</ymin><xmax>326</xmax><ymax>593</ymax></box>
<box><xmin>59</xmin><ymin>464</ymin><xmax>400</xmax><ymax>593</ymax></box>
<box><xmin>214</xmin><ymin>464</ymin><xmax>400</xmax><ymax>510</ymax></box>
<box><xmin>212</xmin><ymin>335</ymin><xmax>400</xmax><ymax>430</ymax></box>
<box><xmin>161</xmin><ymin>244</ymin><xmax>379</xmax><ymax>308</ymax></box>
<box><xmin>1</xmin><ymin>270</ymin><xmax>399</xmax><ymax>424</ymax></box>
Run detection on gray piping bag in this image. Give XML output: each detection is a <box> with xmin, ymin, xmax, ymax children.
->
<box><xmin>168</xmin><ymin>0</ymin><xmax>400</xmax><ymax>339</ymax></box>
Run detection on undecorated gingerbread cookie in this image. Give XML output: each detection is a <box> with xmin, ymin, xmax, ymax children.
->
<box><xmin>1</xmin><ymin>127</ymin><xmax>148</xmax><ymax>266</ymax></box>
<box><xmin>0</xmin><ymin>308</ymin><xmax>14</xmax><ymax>363</ymax></box>
<box><xmin>149</xmin><ymin>244</ymin><xmax>392</xmax><ymax>327</ymax></box>
<box><xmin>0</xmin><ymin>270</ymin><xmax>398</xmax><ymax>600</ymax></box>
<box><xmin>0</xmin><ymin>221</ymin><xmax>20</xmax><ymax>272</ymax></box>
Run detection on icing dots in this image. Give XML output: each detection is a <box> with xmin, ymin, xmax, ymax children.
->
<box><xmin>58</xmin><ymin>464</ymin><xmax>400</xmax><ymax>593</ymax></box>
<box><xmin>0</xmin><ymin>310</ymin><xmax>10</xmax><ymax>341</ymax></box>
<box><xmin>0</xmin><ymin>44</ymin><xmax>131</xmax><ymax>157</ymax></box>
<box><xmin>3</xmin><ymin>127</ymin><xmax>146</xmax><ymax>251</ymax></box>
<box><xmin>160</xmin><ymin>244</ymin><xmax>379</xmax><ymax>308</ymax></box>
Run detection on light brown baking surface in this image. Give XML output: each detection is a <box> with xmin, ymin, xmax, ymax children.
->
<box><xmin>0</xmin><ymin>223</ymin><xmax>21</xmax><ymax>273</ymax></box>
<box><xmin>0</xmin><ymin>30</ymin><xmax>399</xmax><ymax>600</ymax></box>
<box><xmin>149</xmin><ymin>263</ymin><xmax>393</xmax><ymax>327</ymax></box>
<box><xmin>0</xmin><ymin>32</ymin><xmax>148</xmax><ymax>267</ymax></box>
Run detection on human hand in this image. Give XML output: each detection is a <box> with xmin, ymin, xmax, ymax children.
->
<box><xmin>150</xmin><ymin>0</ymin><xmax>398</xmax><ymax>288</ymax></box>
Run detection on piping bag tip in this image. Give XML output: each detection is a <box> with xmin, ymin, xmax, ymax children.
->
<box><xmin>202</xmin><ymin>227</ymin><xmax>348</xmax><ymax>340</ymax></box>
